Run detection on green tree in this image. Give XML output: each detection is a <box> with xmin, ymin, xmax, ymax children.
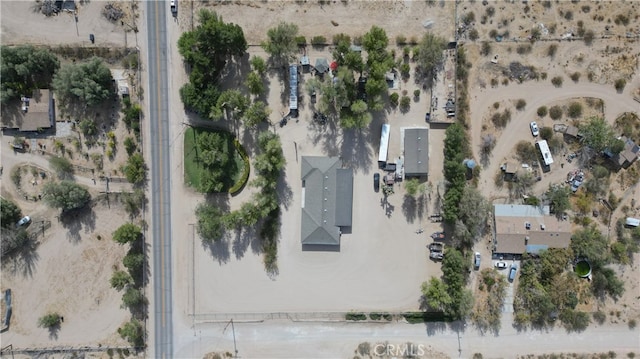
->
<box><xmin>123</xmin><ymin>252</ymin><xmax>144</xmax><ymax>279</ymax></box>
<box><xmin>591</xmin><ymin>267</ymin><xmax>624</xmax><ymax>300</ymax></box>
<box><xmin>546</xmin><ymin>185</ymin><xmax>571</xmax><ymax>215</ymax></box>
<box><xmin>110</xmin><ymin>270</ymin><xmax>133</xmax><ymax>291</ymax></box>
<box><xmin>123</xmin><ymin>153</ymin><xmax>147</xmax><ymax>184</ymax></box>
<box><xmin>537</xmin><ymin>106</ymin><xmax>548</xmax><ymax>117</ymax></box>
<box><xmin>261</xmin><ymin>22</ymin><xmax>299</xmax><ymax>66</ymax></box>
<box><xmin>38</xmin><ymin>312</ymin><xmax>62</xmax><ymax>329</ymax></box>
<box><xmin>250</xmin><ymin>56</ymin><xmax>267</xmax><ymax>76</ymax></box>
<box><xmin>1</xmin><ymin>197</ymin><xmax>22</xmax><ymax>228</ymax></box>
<box><xmin>195</xmin><ymin>203</ymin><xmax>225</xmax><ymax>242</ymax></box>
<box><xmin>415</xmin><ymin>33</ymin><xmax>447</xmax><ymax>86</ymax></box>
<box><xmin>549</xmin><ymin>105</ymin><xmax>563</xmax><ymax>120</ymax></box>
<box><xmin>215</xmin><ymin>89</ymin><xmax>250</xmax><ymax>121</ymax></box>
<box><xmin>49</xmin><ymin>156</ymin><xmax>74</xmax><ymax>179</ymax></box>
<box><xmin>52</xmin><ymin>57</ymin><xmax>113</xmax><ymax>107</ymax></box>
<box><xmin>399</xmin><ymin>95</ymin><xmax>411</xmax><ymax>112</ymax></box>
<box><xmin>112</xmin><ymin>223</ymin><xmax>142</xmax><ymax>245</ymax></box>
<box><xmin>579</xmin><ymin>117</ymin><xmax>615</xmax><ymax>152</ymax></box>
<box><xmin>245</xmin><ymin>71</ymin><xmax>264</xmax><ymax>96</ymax></box>
<box><xmin>404</xmin><ymin>178</ymin><xmax>425</xmax><ymax>198</ymax></box>
<box><xmin>124</xmin><ymin>137</ymin><xmax>137</xmax><ymax>156</ymax></box>
<box><xmin>244</xmin><ymin>100</ymin><xmax>271</xmax><ymax>127</ymax></box>
<box><xmin>567</xmin><ymin>102</ymin><xmax>583</xmax><ymax>118</ymax></box>
<box><xmin>122</xmin><ymin>287</ymin><xmax>146</xmax><ymax>308</ymax></box>
<box><xmin>42</xmin><ymin>181</ymin><xmax>91</xmax><ymax>211</ymax></box>
<box><xmin>362</xmin><ymin>26</ymin><xmax>392</xmax><ymax>69</ymax></box>
<box><xmin>341</xmin><ymin>99</ymin><xmax>372</xmax><ymax>129</ymax></box>
<box><xmin>571</xmin><ymin>226</ymin><xmax>610</xmax><ymax>266</ymax></box>
<box><xmin>421</xmin><ymin>277</ymin><xmax>451</xmax><ymax>312</ymax></box>
<box><xmin>197</xmin><ymin>131</ymin><xmax>228</xmax><ymax>167</ymax></box>
<box><xmin>540</xmin><ymin>127</ymin><xmax>554</xmax><ymax>141</ymax></box>
<box><xmin>118</xmin><ymin>319</ymin><xmax>144</xmax><ymax>347</ymax></box>
<box><xmin>455</xmin><ymin>187</ymin><xmax>490</xmax><ymax>247</ymax></box>
<box><xmin>1</xmin><ymin>45</ymin><xmax>60</xmax><ymax>103</ymax></box>
<box><xmin>178</xmin><ymin>9</ymin><xmax>247</xmax><ymax>116</ymax></box>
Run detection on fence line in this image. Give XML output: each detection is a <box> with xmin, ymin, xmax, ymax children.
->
<box><xmin>1</xmin><ymin>345</ymin><xmax>138</xmax><ymax>356</ymax></box>
<box><xmin>192</xmin><ymin>312</ymin><xmax>403</xmax><ymax>323</ymax></box>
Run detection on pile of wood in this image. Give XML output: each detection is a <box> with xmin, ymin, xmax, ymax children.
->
<box><xmin>102</xmin><ymin>3</ymin><xmax>124</xmax><ymax>23</ymax></box>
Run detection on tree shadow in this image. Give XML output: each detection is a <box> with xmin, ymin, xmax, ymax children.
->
<box><xmin>2</xmin><ymin>234</ymin><xmax>41</xmax><ymax>279</ymax></box>
<box><xmin>305</xmin><ymin>112</ymin><xmax>340</xmax><ymax>157</ymax></box>
<box><xmin>203</xmin><ymin>238</ymin><xmax>231</xmax><ymax>265</ymax></box>
<box><xmin>340</xmin><ymin>128</ymin><xmax>373</xmax><ymax>174</ymax></box>
<box><xmin>380</xmin><ymin>195</ymin><xmax>395</xmax><ymax>218</ymax></box>
<box><xmin>402</xmin><ymin>195</ymin><xmax>418</xmax><ymax>223</ymax></box>
<box><xmin>47</xmin><ymin>322</ymin><xmax>61</xmax><ymax>340</ymax></box>
<box><xmin>276</xmin><ymin>166</ymin><xmax>294</xmax><ymax>211</ymax></box>
<box><xmin>60</xmin><ymin>206</ymin><xmax>96</xmax><ymax>244</ymax></box>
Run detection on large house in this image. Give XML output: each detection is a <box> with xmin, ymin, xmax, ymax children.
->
<box><xmin>300</xmin><ymin>157</ymin><xmax>353</xmax><ymax>249</ymax></box>
<box><xmin>605</xmin><ymin>136</ymin><xmax>639</xmax><ymax>169</ymax></box>
<box><xmin>1</xmin><ymin>89</ymin><xmax>55</xmax><ymax>132</ymax></box>
<box><xmin>493</xmin><ymin>204</ymin><xmax>571</xmax><ymax>256</ymax></box>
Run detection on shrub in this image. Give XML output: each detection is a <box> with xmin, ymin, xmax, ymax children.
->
<box><xmin>493</xmin><ymin>102</ymin><xmax>500</xmax><ymax>109</ymax></box>
<box><xmin>400</xmin><ymin>63</ymin><xmax>410</xmax><ymax>79</ymax></box>
<box><xmin>570</xmin><ymin>72</ymin><xmax>581</xmax><ymax>82</ymax></box>
<box><xmin>480</xmin><ymin>42</ymin><xmax>492</xmax><ymax>56</ymax></box>
<box><xmin>229</xmin><ymin>139</ymin><xmax>250</xmax><ymax>195</ymax></box>
<box><xmin>515</xmin><ymin>99</ymin><xmax>526</xmax><ymax>111</ymax></box>
<box><xmin>413</xmin><ymin>89</ymin><xmax>421</xmax><ymax>98</ymax></box>
<box><xmin>38</xmin><ymin>313</ymin><xmax>62</xmax><ymax>329</ymax></box>
<box><xmin>584</xmin><ymin>30</ymin><xmax>595</xmax><ymax>45</ymax></box>
<box><xmin>400</xmin><ymin>95</ymin><xmax>411</xmax><ymax>112</ymax></box>
<box><xmin>568</xmin><ymin>102</ymin><xmax>583</xmax><ymax>118</ymax></box>
<box><xmin>389</xmin><ymin>92</ymin><xmax>399</xmax><ymax>107</ymax></box>
<box><xmin>468</xmin><ymin>28</ymin><xmax>479</xmax><ymax>41</ymax></box>
<box><xmin>615</xmin><ymin>78</ymin><xmax>627</xmax><ymax>92</ymax></box>
<box><xmin>540</xmin><ymin>127</ymin><xmax>554</xmax><ymax>141</ymax></box>
<box><xmin>549</xmin><ymin>105</ymin><xmax>563</xmax><ymax>120</ymax></box>
<box><xmin>395</xmin><ymin>34</ymin><xmax>407</xmax><ymax>45</ymax></box>
<box><xmin>332</xmin><ymin>33</ymin><xmax>351</xmax><ymax>45</ymax></box>
<box><xmin>547</xmin><ymin>44</ymin><xmax>558</xmax><ymax>57</ymax></box>
<box><xmin>294</xmin><ymin>35</ymin><xmax>306</xmax><ymax>46</ymax></box>
<box><xmin>537</xmin><ymin>106</ymin><xmax>548</xmax><ymax>117</ymax></box>
<box><xmin>310</xmin><ymin>35</ymin><xmax>326</xmax><ymax>47</ymax></box>
<box><xmin>551</xmin><ymin>76</ymin><xmax>563</xmax><ymax>87</ymax></box>
<box><xmin>124</xmin><ymin>137</ymin><xmax>137</xmax><ymax>156</ymax></box>
<box><xmin>346</xmin><ymin>312</ymin><xmax>367</xmax><ymax>321</ymax></box>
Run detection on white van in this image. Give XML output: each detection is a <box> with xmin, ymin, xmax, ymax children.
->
<box><xmin>625</xmin><ymin>217</ymin><xmax>640</xmax><ymax>227</ymax></box>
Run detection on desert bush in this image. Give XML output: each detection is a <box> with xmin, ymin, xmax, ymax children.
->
<box><xmin>568</xmin><ymin>102</ymin><xmax>583</xmax><ymax>118</ymax></box>
<box><xmin>413</xmin><ymin>89</ymin><xmax>421</xmax><ymax>98</ymax></box>
<box><xmin>570</xmin><ymin>72</ymin><xmax>581</xmax><ymax>82</ymax></box>
<box><xmin>480</xmin><ymin>42</ymin><xmax>491</xmax><ymax>56</ymax></box>
<box><xmin>400</xmin><ymin>95</ymin><xmax>411</xmax><ymax>112</ymax></box>
<box><xmin>537</xmin><ymin>106</ymin><xmax>548</xmax><ymax>117</ymax></box>
<box><xmin>551</xmin><ymin>76</ymin><xmax>563</xmax><ymax>87</ymax></box>
<box><xmin>346</xmin><ymin>313</ymin><xmax>367</xmax><ymax>321</ymax></box>
<box><xmin>584</xmin><ymin>30</ymin><xmax>595</xmax><ymax>45</ymax></box>
<box><xmin>468</xmin><ymin>29</ymin><xmax>479</xmax><ymax>41</ymax></box>
<box><xmin>395</xmin><ymin>34</ymin><xmax>407</xmax><ymax>45</ymax></box>
<box><xmin>515</xmin><ymin>99</ymin><xmax>526</xmax><ymax>111</ymax></box>
<box><xmin>564</xmin><ymin>10</ymin><xmax>573</xmax><ymax>20</ymax></box>
<box><xmin>493</xmin><ymin>102</ymin><xmax>500</xmax><ymax>109</ymax></box>
<box><xmin>516</xmin><ymin>44</ymin><xmax>532</xmax><ymax>55</ymax></box>
<box><xmin>38</xmin><ymin>313</ymin><xmax>62</xmax><ymax>329</ymax></box>
<box><xmin>389</xmin><ymin>92</ymin><xmax>399</xmax><ymax>107</ymax></box>
<box><xmin>310</xmin><ymin>35</ymin><xmax>326</xmax><ymax>47</ymax></box>
<box><xmin>614</xmin><ymin>78</ymin><xmax>627</xmax><ymax>92</ymax></box>
<box><xmin>294</xmin><ymin>35</ymin><xmax>306</xmax><ymax>46</ymax></box>
<box><xmin>614</xmin><ymin>14</ymin><xmax>630</xmax><ymax>26</ymax></box>
<box><xmin>540</xmin><ymin>127</ymin><xmax>554</xmax><ymax>141</ymax></box>
<box><xmin>549</xmin><ymin>105</ymin><xmax>563</xmax><ymax>120</ymax></box>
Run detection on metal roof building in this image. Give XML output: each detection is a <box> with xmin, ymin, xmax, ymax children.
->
<box><xmin>301</xmin><ymin>157</ymin><xmax>353</xmax><ymax>247</ymax></box>
<box><xmin>493</xmin><ymin>204</ymin><xmax>571</xmax><ymax>255</ymax></box>
<box><xmin>289</xmin><ymin>64</ymin><xmax>298</xmax><ymax>111</ymax></box>
<box><xmin>404</xmin><ymin>128</ymin><xmax>429</xmax><ymax>177</ymax></box>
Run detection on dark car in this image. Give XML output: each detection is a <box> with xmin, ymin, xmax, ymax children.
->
<box><xmin>89</xmin><ymin>34</ymin><xmax>95</xmax><ymax>44</ymax></box>
<box><xmin>373</xmin><ymin>173</ymin><xmax>380</xmax><ymax>192</ymax></box>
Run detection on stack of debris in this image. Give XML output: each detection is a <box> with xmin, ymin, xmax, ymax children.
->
<box><xmin>102</xmin><ymin>3</ymin><xmax>124</xmax><ymax>23</ymax></box>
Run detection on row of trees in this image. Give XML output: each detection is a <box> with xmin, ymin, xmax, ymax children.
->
<box><xmin>442</xmin><ymin>123</ymin><xmax>468</xmax><ymax>223</ymax></box>
<box><xmin>1</xmin><ymin>45</ymin><xmax>60</xmax><ymax>104</ymax></box>
<box><xmin>421</xmin><ymin>248</ymin><xmax>474</xmax><ymax>320</ymax></box>
<box><xmin>111</xmin><ymin>223</ymin><xmax>146</xmax><ymax>347</ymax></box>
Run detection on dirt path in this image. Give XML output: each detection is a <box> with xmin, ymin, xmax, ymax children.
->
<box><xmin>470</xmin><ymin>80</ymin><xmax>640</xmax><ymax>197</ymax></box>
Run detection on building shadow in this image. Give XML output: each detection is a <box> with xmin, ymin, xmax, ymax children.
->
<box><xmin>302</xmin><ymin>244</ymin><xmax>341</xmax><ymax>252</ymax></box>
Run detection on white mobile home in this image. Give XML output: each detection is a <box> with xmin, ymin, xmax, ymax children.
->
<box><xmin>378</xmin><ymin>124</ymin><xmax>390</xmax><ymax>164</ymax></box>
<box><xmin>536</xmin><ymin>140</ymin><xmax>554</xmax><ymax>166</ymax></box>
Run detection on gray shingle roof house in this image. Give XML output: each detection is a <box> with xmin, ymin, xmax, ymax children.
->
<box><xmin>301</xmin><ymin>157</ymin><xmax>353</xmax><ymax>247</ymax></box>
<box><xmin>1</xmin><ymin>89</ymin><xmax>55</xmax><ymax>132</ymax></box>
<box><xmin>493</xmin><ymin>204</ymin><xmax>571</xmax><ymax>255</ymax></box>
<box><xmin>404</xmin><ymin>128</ymin><xmax>429</xmax><ymax>177</ymax></box>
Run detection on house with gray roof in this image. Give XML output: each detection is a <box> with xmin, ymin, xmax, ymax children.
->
<box><xmin>301</xmin><ymin>157</ymin><xmax>353</xmax><ymax>248</ymax></box>
<box><xmin>493</xmin><ymin>204</ymin><xmax>571</xmax><ymax>256</ymax></box>
<box><xmin>404</xmin><ymin>128</ymin><xmax>429</xmax><ymax>177</ymax></box>
<box><xmin>1</xmin><ymin>89</ymin><xmax>55</xmax><ymax>132</ymax></box>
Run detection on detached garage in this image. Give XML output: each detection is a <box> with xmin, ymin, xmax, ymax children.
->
<box><xmin>404</xmin><ymin>128</ymin><xmax>429</xmax><ymax>177</ymax></box>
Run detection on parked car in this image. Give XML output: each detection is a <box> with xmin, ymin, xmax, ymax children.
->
<box><xmin>508</xmin><ymin>264</ymin><xmax>518</xmax><ymax>282</ymax></box>
<box><xmin>428</xmin><ymin>242</ymin><xmax>444</xmax><ymax>253</ymax></box>
<box><xmin>473</xmin><ymin>252</ymin><xmax>481</xmax><ymax>270</ymax></box>
<box><xmin>429</xmin><ymin>252</ymin><xmax>444</xmax><ymax>260</ymax></box>
<box><xmin>530</xmin><ymin>121</ymin><xmax>539</xmax><ymax>137</ymax></box>
<box><xmin>495</xmin><ymin>261</ymin><xmax>507</xmax><ymax>269</ymax></box>
<box><xmin>430</xmin><ymin>231</ymin><xmax>445</xmax><ymax>240</ymax></box>
<box><xmin>16</xmin><ymin>216</ymin><xmax>31</xmax><ymax>228</ymax></box>
<box><xmin>373</xmin><ymin>173</ymin><xmax>380</xmax><ymax>192</ymax></box>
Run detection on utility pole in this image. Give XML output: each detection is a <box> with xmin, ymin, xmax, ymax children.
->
<box><xmin>223</xmin><ymin>319</ymin><xmax>238</xmax><ymax>358</ymax></box>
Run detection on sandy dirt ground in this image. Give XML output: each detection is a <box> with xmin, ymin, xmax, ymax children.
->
<box><xmin>0</xmin><ymin>1</ymin><xmax>135</xmax><ymax>48</ymax></box>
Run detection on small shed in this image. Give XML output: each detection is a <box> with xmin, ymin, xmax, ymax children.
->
<box><xmin>565</xmin><ymin>125</ymin><xmax>580</xmax><ymax>138</ymax></box>
<box><xmin>503</xmin><ymin>162</ymin><xmax>517</xmax><ymax>181</ymax></box>
<box><xmin>315</xmin><ymin>58</ymin><xmax>329</xmax><ymax>74</ymax></box>
<box><xmin>300</xmin><ymin>55</ymin><xmax>310</xmax><ymax>73</ymax></box>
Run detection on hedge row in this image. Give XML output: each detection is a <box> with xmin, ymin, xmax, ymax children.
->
<box><xmin>229</xmin><ymin>139</ymin><xmax>250</xmax><ymax>195</ymax></box>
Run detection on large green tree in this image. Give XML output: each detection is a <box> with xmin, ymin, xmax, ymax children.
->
<box><xmin>261</xmin><ymin>22</ymin><xmax>299</xmax><ymax>66</ymax></box>
<box><xmin>178</xmin><ymin>9</ymin><xmax>247</xmax><ymax>116</ymax></box>
<box><xmin>546</xmin><ymin>184</ymin><xmax>571</xmax><ymax>215</ymax></box>
<box><xmin>1</xmin><ymin>197</ymin><xmax>22</xmax><ymax>228</ymax></box>
<box><xmin>52</xmin><ymin>57</ymin><xmax>113</xmax><ymax>107</ymax></box>
<box><xmin>455</xmin><ymin>187</ymin><xmax>491</xmax><ymax>247</ymax></box>
<box><xmin>118</xmin><ymin>319</ymin><xmax>144</xmax><ymax>347</ymax></box>
<box><xmin>421</xmin><ymin>277</ymin><xmax>451</xmax><ymax>312</ymax></box>
<box><xmin>570</xmin><ymin>226</ymin><xmax>610</xmax><ymax>266</ymax></box>
<box><xmin>243</xmin><ymin>100</ymin><xmax>271</xmax><ymax>127</ymax></box>
<box><xmin>579</xmin><ymin>116</ymin><xmax>616</xmax><ymax>153</ymax></box>
<box><xmin>112</xmin><ymin>223</ymin><xmax>142</xmax><ymax>245</ymax></box>
<box><xmin>49</xmin><ymin>156</ymin><xmax>74</xmax><ymax>179</ymax></box>
<box><xmin>42</xmin><ymin>181</ymin><xmax>91</xmax><ymax>211</ymax></box>
<box><xmin>1</xmin><ymin>45</ymin><xmax>59</xmax><ymax>104</ymax></box>
<box><xmin>123</xmin><ymin>153</ymin><xmax>147</xmax><ymax>184</ymax></box>
<box><xmin>415</xmin><ymin>33</ymin><xmax>447</xmax><ymax>86</ymax></box>
<box><xmin>195</xmin><ymin>203</ymin><xmax>225</xmax><ymax>242</ymax></box>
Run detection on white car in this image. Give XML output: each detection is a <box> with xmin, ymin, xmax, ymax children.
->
<box><xmin>529</xmin><ymin>121</ymin><xmax>540</xmax><ymax>137</ymax></box>
<box><xmin>495</xmin><ymin>261</ymin><xmax>507</xmax><ymax>269</ymax></box>
<box><xmin>530</xmin><ymin>121</ymin><xmax>539</xmax><ymax>137</ymax></box>
<box><xmin>16</xmin><ymin>216</ymin><xmax>31</xmax><ymax>228</ymax></box>
<box><xmin>473</xmin><ymin>252</ymin><xmax>481</xmax><ymax>270</ymax></box>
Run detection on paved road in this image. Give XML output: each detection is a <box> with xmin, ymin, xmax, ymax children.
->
<box><xmin>146</xmin><ymin>1</ymin><xmax>173</xmax><ymax>358</ymax></box>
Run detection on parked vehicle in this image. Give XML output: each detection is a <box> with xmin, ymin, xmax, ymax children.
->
<box><xmin>16</xmin><ymin>216</ymin><xmax>31</xmax><ymax>228</ymax></box>
<box><xmin>429</xmin><ymin>252</ymin><xmax>444</xmax><ymax>260</ymax></box>
<box><xmin>473</xmin><ymin>252</ymin><xmax>481</xmax><ymax>270</ymax></box>
<box><xmin>428</xmin><ymin>242</ymin><xmax>444</xmax><ymax>253</ymax></box>
<box><xmin>373</xmin><ymin>173</ymin><xmax>380</xmax><ymax>192</ymax></box>
<box><xmin>508</xmin><ymin>264</ymin><xmax>518</xmax><ymax>282</ymax></box>
<box><xmin>170</xmin><ymin>0</ymin><xmax>177</xmax><ymax>15</ymax></box>
<box><xmin>530</xmin><ymin>121</ymin><xmax>539</xmax><ymax>137</ymax></box>
<box><xmin>495</xmin><ymin>261</ymin><xmax>507</xmax><ymax>269</ymax></box>
<box><xmin>430</xmin><ymin>231</ymin><xmax>445</xmax><ymax>240</ymax></box>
